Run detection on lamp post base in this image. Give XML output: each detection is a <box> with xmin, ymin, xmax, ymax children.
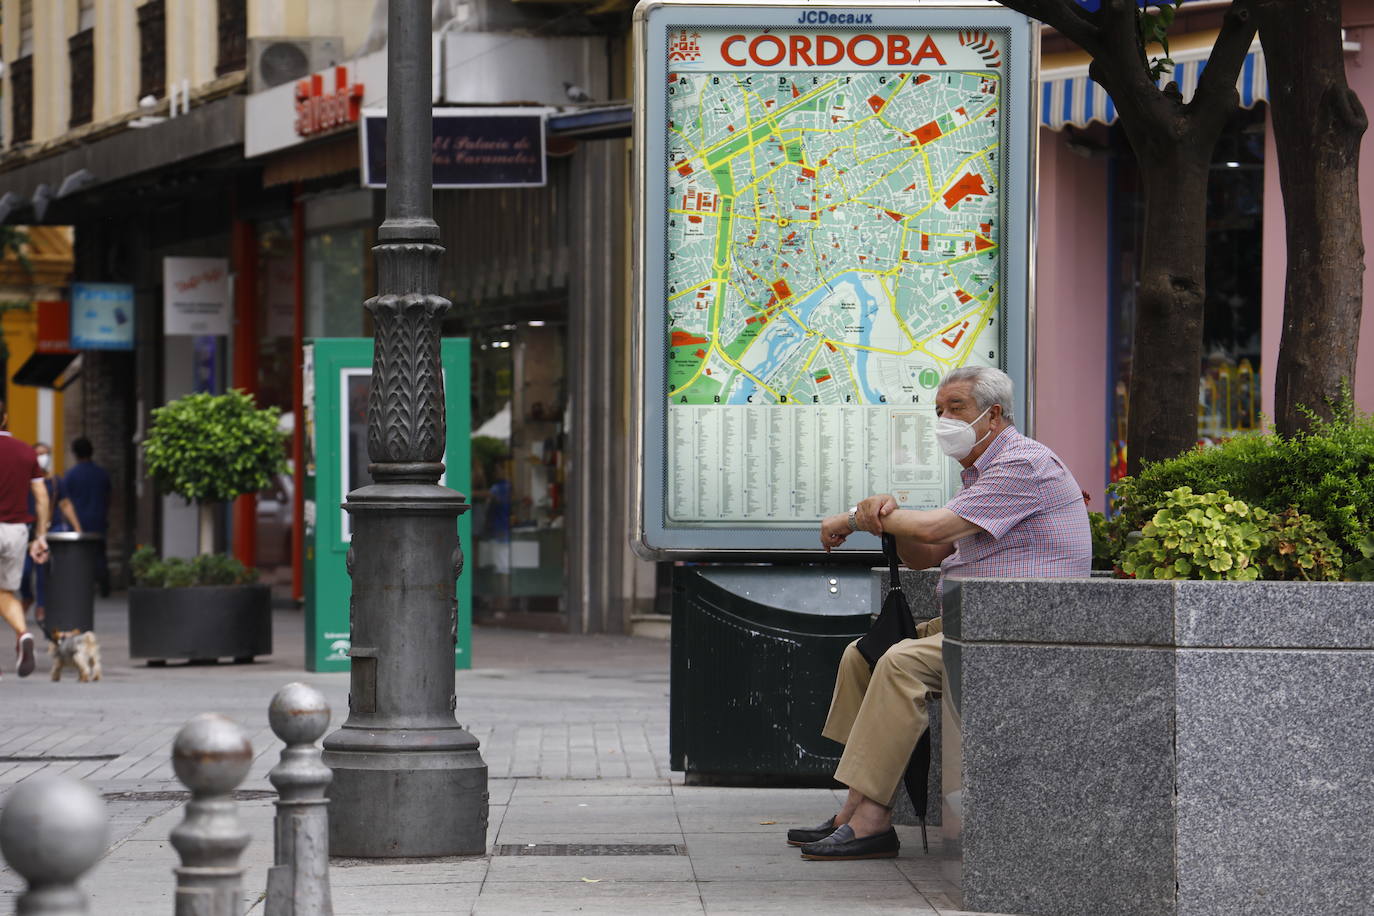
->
<box><xmin>324</xmin><ymin>728</ymin><xmax>488</xmax><ymax>857</ymax></box>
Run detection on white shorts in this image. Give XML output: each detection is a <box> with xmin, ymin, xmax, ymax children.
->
<box><xmin>0</xmin><ymin>522</ymin><xmax>29</xmax><ymax>592</ymax></box>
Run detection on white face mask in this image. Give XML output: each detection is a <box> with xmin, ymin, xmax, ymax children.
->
<box><xmin>935</xmin><ymin>406</ymin><xmax>992</xmax><ymax>460</ymax></box>
<box><xmin>36</xmin><ymin>453</ymin><xmax>50</xmax><ymax>471</ymax></box>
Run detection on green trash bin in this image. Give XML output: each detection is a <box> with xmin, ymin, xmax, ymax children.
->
<box><xmin>670</xmin><ymin>564</ymin><xmax>873</xmax><ymax>785</ymax></box>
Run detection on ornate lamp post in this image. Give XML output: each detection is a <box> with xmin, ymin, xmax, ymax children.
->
<box><xmin>321</xmin><ymin>0</ymin><xmax>488</xmax><ymax>857</ymax></box>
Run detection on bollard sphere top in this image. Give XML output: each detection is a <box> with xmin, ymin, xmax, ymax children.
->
<box><xmin>268</xmin><ymin>682</ymin><xmax>331</xmax><ymax>745</ymax></box>
<box><xmin>172</xmin><ymin>713</ymin><xmax>252</xmax><ymax>796</ymax></box>
<box><xmin>0</xmin><ymin>776</ymin><xmax>109</xmax><ymax>884</ymax></box>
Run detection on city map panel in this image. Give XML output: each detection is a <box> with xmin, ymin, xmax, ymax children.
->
<box><xmin>663</xmin><ymin>27</ymin><xmax>1006</xmax><ymax>523</ymax></box>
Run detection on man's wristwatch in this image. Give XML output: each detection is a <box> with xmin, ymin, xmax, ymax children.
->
<box><xmin>846</xmin><ymin>507</ymin><xmax>859</xmax><ymax>532</ymax></box>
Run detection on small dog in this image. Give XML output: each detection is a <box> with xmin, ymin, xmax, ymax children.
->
<box><xmin>48</xmin><ymin>629</ymin><xmax>102</xmax><ymax>683</ymax></box>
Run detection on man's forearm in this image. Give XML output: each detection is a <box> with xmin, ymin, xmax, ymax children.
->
<box><xmin>895</xmin><ymin>536</ymin><xmax>953</xmax><ymax>570</ymax></box>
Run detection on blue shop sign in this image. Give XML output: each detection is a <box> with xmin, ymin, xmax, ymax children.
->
<box><xmin>361</xmin><ymin>107</ymin><xmax>548</xmax><ymax>189</ymax></box>
<box><xmin>71</xmin><ymin>283</ymin><xmax>135</xmax><ymax>350</ymax></box>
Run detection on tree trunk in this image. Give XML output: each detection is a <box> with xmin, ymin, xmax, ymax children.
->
<box><xmin>198</xmin><ymin>503</ymin><xmax>215</xmax><ymax>556</ymax></box>
<box><xmin>1125</xmin><ymin>145</ymin><xmax>1212</xmax><ymax>474</ymax></box>
<box><xmin>1256</xmin><ymin>0</ymin><xmax>1368</xmax><ymax>435</ymax></box>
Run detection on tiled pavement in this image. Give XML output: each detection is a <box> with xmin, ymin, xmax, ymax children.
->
<box><xmin>0</xmin><ymin>596</ymin><xmax>996</xmax><ymax>915</ymax></box>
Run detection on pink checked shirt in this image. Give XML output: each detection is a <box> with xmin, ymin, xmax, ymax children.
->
<box><xmin>938</xmin><ymin>426</ymin><xmax>1092</xmax><ymax>596</ymax></box>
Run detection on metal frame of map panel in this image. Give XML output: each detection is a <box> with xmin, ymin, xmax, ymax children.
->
<box><xmin>632</xmin><ymin>0</ymin><xmax>1039</xmax><ymax>558</ymax></box>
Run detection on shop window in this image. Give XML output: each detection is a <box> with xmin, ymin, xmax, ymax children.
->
<box><xmin>304</xmin><ymin>227</ymin><xmax>367</xmax><ymax>338</ymax></box>
<box><xmin>468</xmin><ymin>320</ymin><xmax>567</xmax><ymax>616</ymax></box>
<box><xmin>1108</xmin><ymin>105</ymin><xmax>1265</xmax><ymax>485</ymax></box>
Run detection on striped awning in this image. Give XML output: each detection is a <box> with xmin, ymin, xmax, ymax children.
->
<box><xmin>1040</xmin><ymin>32</ymin><xmax>1267</xmax><ymax>131</ymax></box>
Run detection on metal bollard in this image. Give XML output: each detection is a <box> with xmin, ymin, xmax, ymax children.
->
<box><xmin>0</xmin><ymin>776</ymin><xmax>109</xmax><ymax>916</ymax></box>
<box><xmin>265</xmin><ymin>683</ymin><xmax>334</xmax><ymax>916</ymax></box>
<box><xmin>170</xmin><ymin>713</ymin><xmax>253</xmax><ymax>916</ymax></box>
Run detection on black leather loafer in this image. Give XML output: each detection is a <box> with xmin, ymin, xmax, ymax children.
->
<box><xmin>786</xmin><ymin>816</ymin><xmax>837</xmax><ymax>847</ymax></box>
<box><xmin>799</xmin><ymin>824</ymin><xmax>900</xmax><ymax>860</ymax></box>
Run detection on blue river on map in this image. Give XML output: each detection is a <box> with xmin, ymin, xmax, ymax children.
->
<box><xmin>725</xmin><ymin>272</ymin><xmax>886</xmax><ymax>404</ymax></box>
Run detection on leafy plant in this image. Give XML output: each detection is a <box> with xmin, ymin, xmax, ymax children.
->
<box><xmin>1109</xmin><ymin>399</ymin><xmax>1374</xmax><ymax>574</ymax></box>
<box><xmin>1119</xmin><ymin>488</ymin><xmax>1267</xmax><ymax>581</ymax></box>
<box><xmin>130</xmin><ymin>544</ymin><xmax>257</xmax><ymax>589</ymax></box>
<box><xmin>143</xmin><ymin>390</ymin><xmax>287</xmax><ymax>555</ymax></box>
<box><xmin>1136</xmin><ymin>0</ymin><xmax>1182</xmax><ymax>81</ymax></box>
<box><xmin>144</xmin><ymin>390</ymin><xmax>287</xmax><ymax>504</ymax></box>
<box><xmin>1088</xmin><ymin>511</ymin><xmax>1116</xmax><ymax>571</ymax></box>
<box><xmin>1256</xmin><ymin>508</ymin><xmax>1345</xmax><ymax>582</ymax></box>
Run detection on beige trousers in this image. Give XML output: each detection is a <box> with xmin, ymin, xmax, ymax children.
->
<box><xmin>821</xmin><ymin>634</ymin><xmax>944</xmax><ymax>806</ymax></box>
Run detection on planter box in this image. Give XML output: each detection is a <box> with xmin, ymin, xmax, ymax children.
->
<box><xmin>128</xmin><ymin>585</ymin><xmax>273</xmax><ymax>662</ymax></box>
<box><xmin>942</xmin><ymin>577</ymin><xmax>1374</xmax><ymax>916</ymax></box>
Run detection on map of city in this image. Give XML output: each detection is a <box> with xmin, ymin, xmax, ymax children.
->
<box><xmin>665</xmin><ymin>48</ymin><xmax>1003</xmax><ymax>409</ymax></box>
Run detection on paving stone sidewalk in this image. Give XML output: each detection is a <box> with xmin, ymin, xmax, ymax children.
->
<box><xmin>0</xmin><ymin>596</ymin><xmax>991</xmax><ymax>915</ymax></box>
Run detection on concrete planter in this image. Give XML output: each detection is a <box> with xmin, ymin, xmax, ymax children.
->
<box><xmin>942</xmin><ymin>577</ymin><xmax>1374</xmax><ymax>916</ymax></box>
<box><xmin>128</xmin><ymin>585</ymin><xmax>273</xmax><ymax>663</ymax></box>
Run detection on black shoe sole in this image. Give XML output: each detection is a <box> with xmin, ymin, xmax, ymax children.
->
<box><xmin>800</xmin><ymin>849</ymin><xmax>899</xmax><ymax>861</ymax></box>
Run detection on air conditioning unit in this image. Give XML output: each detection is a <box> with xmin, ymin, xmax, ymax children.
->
<box><xmin>248</xmin><ymin>37</ymin><xmax>343</xmax><ymax>94</ymax></box>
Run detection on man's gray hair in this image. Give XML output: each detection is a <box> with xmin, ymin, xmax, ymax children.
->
<box><xmin>939</xmin><ymin>366</ymin><xmax>1015</xmax><ymax>425</ymax></box>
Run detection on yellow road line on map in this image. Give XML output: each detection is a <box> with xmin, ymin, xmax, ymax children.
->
<box><xmin>669</xmin><ymin>280</ymin><xmax>713</xmax><ymax>302</ymax></box>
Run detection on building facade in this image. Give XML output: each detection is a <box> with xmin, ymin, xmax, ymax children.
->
<box><xmin>3</xmin><ymin>0</ymin><xmax>1374</xmax><ymax>636</ymax></box>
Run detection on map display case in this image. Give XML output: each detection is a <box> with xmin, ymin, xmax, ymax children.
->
<box><xmin>634</xmin><ymin>1</ymin><xmax>1038</xmax><ymax>556</ymax></box>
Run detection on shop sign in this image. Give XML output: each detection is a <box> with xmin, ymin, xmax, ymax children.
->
<box><xmin>633</xmin><ymin>2</ymin><xmax>1037</xmax><ymax>556</ymax></box>
<box><xmin>35</xmin><ymin>300</ymin><xmax>73</xmax><ymax>353</ymax></box>
<box><xmin>164</xmin><ymin>257</ymin><xmax>231</xmax><ymax>336</ymax></box>
<box><xmin>70</xmin><ymin>283</ymin><xmax>135</xmax><ymax>350</ymax></box>
<box><xmin>360</xmin><ymin>107</ymin><xmax>549</xmax><ymax>189</ymax></box>
<box><xmin>296</xmin><ymin>66</ymin><xmax>364</xmax><ymax>138</ymax></box>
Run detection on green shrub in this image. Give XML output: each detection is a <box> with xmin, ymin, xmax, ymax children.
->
<box><xmin>1088</xmin><ymin>511</ymin><xmax>1115</xmax><ymax>571</ymax></box>
<box><xmin>1257</xmin><ymin>508</ymin><xmax>1345</xmax><ymax>581</ymax></box>
<box><xmin>143</xmin><ymin>390</ymin><xmax>287</xmax><ymax>505</ymax></box>
<box><xmin>1107</xmin><ymin>400</ymin><xmax>1374</xmax><ymax>575</ymax></box>
<box><xmin>130</xmin><ymin>544</ymin><xmax>257</xmax><ymax>588</ymax></box>
<box><xmin>1120</xmin><ymin>488</ymin><xmax>1267</xmax><ymax>581</ymax></box>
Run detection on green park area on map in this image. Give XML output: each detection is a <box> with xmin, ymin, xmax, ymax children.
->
<box><xmin>665</xmin><ymin>66</ymin><xmax>1004</xmax><ymax>407</ymax></box>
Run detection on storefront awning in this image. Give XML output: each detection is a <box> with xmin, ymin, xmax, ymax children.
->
<box><xmin>11</xmin><ymin>351</ymin><xmax>81</xmax><ymax>391</ymax></box>
<box><xmin>1040</xmin><ymin>32</ymin><xmax>1267</xmax><ymax>131</ymax></box>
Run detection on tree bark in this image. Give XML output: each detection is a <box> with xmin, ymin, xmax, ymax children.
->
<box><xmin>1255</xmin><ymin>0</ymin><xmax>1367</xmax><ymax>435</ymax></box>
<box><xmin>1124</xmin><ymin>141</ymin><xmax>1212</xmax><ymax>472</ymax></box>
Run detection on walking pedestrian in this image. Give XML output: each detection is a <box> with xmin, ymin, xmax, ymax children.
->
<box><xmin>0</xmin><ymin>402</ymin><xmax>50</xmax><ymax>678</ymax></box>
<box><xmin>64</xmin><ymin>436</ymin><xmax>110</xmax><ymax>596</ymax></box>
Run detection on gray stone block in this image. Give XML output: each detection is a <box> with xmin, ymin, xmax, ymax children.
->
<box><xmin>1174</xmin><ymin>580</ymin><xmax>1374</xmax><ymax>648</ymax></box>
<box><xmin>959</xmin><ymin>643</ymin><xmax>1177</xmax><ymax>916</ymax></box>
<box><xmin>1175</xmin><ymin>649</ymin><xmax>1374</xmax><ymax>916</ymax></box>
<box><xmin>948</xmin><ymin>577</ymin><xmax>1374</xmax><ymax>916</ymax></box>
<box><xmin>954</xmin><ymin>577</ymin><xmax>1175</xmax><ymax>646</ymax></box>
<box><xmin>871</xmin><ymin>567</ymin><xmax>942</xmax><ymax>623</ymax></box>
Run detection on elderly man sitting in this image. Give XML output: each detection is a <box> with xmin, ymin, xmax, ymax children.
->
<box><xmin>793</xmin><ymin>366</ymin><xmax>1092</xmax><ymax>860</ymax></box>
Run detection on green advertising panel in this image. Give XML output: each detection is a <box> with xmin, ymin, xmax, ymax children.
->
<box><xmin>304</xmin><ymin>338</ymin><xmax>473</xmax><ymax>672</ymax></box>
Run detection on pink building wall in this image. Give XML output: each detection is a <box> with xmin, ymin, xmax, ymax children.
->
<box><xmin>1032</xmin><ymin>128</ymin><xmax>1111</xmax><ymax>506</ymax></box>
<box><xmin>1263</xmin><ymin>3</ymin><xmax>1374</xmax><ymax>419</ymax></box>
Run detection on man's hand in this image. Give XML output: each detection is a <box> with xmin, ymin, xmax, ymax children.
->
<box><xmin>28</xmin><ymin>535</ymin><xmax>48</xmax><ymax>564</ymax></box>
<box><xmin>853</xmin><ymin>494</ymin><xmax>899</xmax><ymax>535</ymax></box>
<box><xmin>819</xmin><ymin>512</ymin><xmax>851</xmax><ymax>552</ymax></box>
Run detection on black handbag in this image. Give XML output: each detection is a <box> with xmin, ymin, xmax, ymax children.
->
<box><xmin>855</xmin><ymin>533</ymin><xmax>918</xmax><ymax>668</ymax></box>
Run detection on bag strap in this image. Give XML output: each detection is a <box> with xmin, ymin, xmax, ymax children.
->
<box><xmin>882</xmin><ymin>532</ymin><xmax>900</xmax><ymax>580</ymax></box>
